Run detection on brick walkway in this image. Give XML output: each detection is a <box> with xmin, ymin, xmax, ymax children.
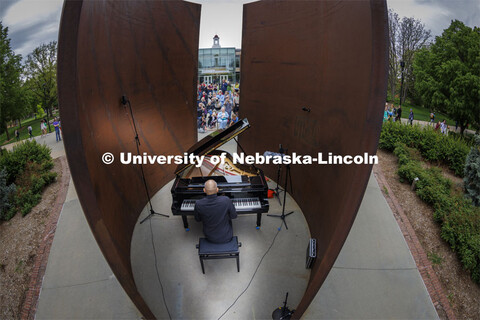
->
<box><xmin>20</xmin><ymin>156</ymin><xmax>71</xmax><ymax>320</ymax></box>
<box><xmin>373</xmin><ymin>164</ymin><xmax>456</xmax><ymax>320</ymax></box>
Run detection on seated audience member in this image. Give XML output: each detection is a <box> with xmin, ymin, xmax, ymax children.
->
<box><xmin>218</xmin><ymin>107</ymin><xmax>229</xmax><ymax>129</ymax></box>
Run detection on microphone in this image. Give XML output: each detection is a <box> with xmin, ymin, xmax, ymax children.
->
<box><xmin>121</xmin><ymin>95</ymin><xmax>128</xmax><ymax>106</ymax></box>
<box><xmin>302</xmin><ymin>107</ymin><xmax>311</xmax><ymax>112</ymax></box>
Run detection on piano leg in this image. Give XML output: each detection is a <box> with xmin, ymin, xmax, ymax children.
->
<box><xmin>256</xmin><ymin>213</ymin><xmax>261</xmax><ymax>229</ymax></box>
<box><xmin>182</xmin><ymin>215</ymin><xmax>190</xmax><ymax>230</ymax></box>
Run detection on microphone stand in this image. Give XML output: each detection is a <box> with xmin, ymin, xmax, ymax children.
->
<box><xmin>272</xmin><ymin>144</ymin><xmax>285</xmax><ymax>205</ymax></box>
<box><xmin>121</xmin><ymin>96</ymin><xmax>168</xmax><ymax>224</ymax></box>
<box><xmin>267</xmin><ymin>148</ymin><xmax>294</xmax><ymax>230</ymax></box>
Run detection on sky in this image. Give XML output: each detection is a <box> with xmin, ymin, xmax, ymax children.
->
<box><xmin>0</xmin><ymin>0</ymin><xmax>479</xmax><ymax>59</ymax></box>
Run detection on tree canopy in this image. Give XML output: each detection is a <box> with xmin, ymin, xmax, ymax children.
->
<box><xmin>387</xmin><ymin>10</ymin><xmax>431</xmax><ymax>104</ymax></box>
<box><xmin>414</xmin><ymin>20</ymin><xmax>480</xmax><ymax>133</ymax></box>
<box><xmin>0</xmin><ymin>22</ymin><xmax>25</xmax><ymax>140</ymax></box>
<box><xmin>24</xmin><ymin>41</ymin><xmax>58</xmax><ymax>119</ymax></box>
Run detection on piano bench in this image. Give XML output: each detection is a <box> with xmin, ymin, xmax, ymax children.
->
<box><xmin>196</xmin><ymin>237</ymin><xmax>242</xmax><ymax>274</ymax></box>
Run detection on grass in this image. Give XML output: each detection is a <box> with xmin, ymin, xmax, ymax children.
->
<box><xmin>388</xmin><ymin>97</ymin><xmax>456</xmax><ymax>126</ymax></box>
<box><xmin>0</xmin><ymin>111</ymin><xmax>59</xmax><ymax>146</ymax></box>
<box><xmin>427</xmin><ymin>251</ymin><xmax>443</xmax><ymax>265</ymax></box>
<box><xmin>14</xmin><ymin>260</ymin><xmax>24</xmax><ymax>273</ymax></box>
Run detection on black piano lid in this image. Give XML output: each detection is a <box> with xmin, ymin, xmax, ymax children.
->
<box><xmin>174</xmin><ymin>118</ymin><xmax>250</xmax><ymax>175</ymax></box>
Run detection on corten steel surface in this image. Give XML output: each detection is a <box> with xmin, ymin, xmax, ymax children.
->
<box><xmin>58</xmin><ymin>0</ymin><xmax>387</xmax><ymax>318</ymax></box>
<box><xmin>239</xmin><ymin>0</ymin><xmax>388</xmax><ymax>317</ymax></box>
<box><xmin>57</xmin><ymin>0</ymin><xmax>200</xmax><ymax>318</ymax></box>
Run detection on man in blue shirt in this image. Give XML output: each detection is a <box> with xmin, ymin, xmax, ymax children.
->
<box><xmin>53</xmin><ymin>118</ymin><xmax>62</xmax><ymax>142</ymax></box>
<box><xmin>194</xmin><ymin>179</ymin><xmax>237</xmax><ymax>243</ymax></box>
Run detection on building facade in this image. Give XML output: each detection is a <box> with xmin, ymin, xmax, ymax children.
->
<box><xmin>198</xmin><ymin>35</ymin><xmax>241</xmax><ymax>84</ymax></box>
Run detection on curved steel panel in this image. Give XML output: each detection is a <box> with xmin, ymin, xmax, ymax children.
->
<box><xmin>239</xmin><ymin>0</ymin><xmax>388</xmax><ymax>316</ymax></box>
<box><xmin>58</xmin><ymin>1</ymin><xmax>200</xmax><ymax>318</ymax></box>
<box><xmin>59</xmin><ymin>0</ymin><xmax>387</xmax><ymax>318</ymax></box>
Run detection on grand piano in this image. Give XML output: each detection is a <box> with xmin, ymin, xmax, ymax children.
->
<box><xmin>171</xmin><ymin>118</ymin><xmax>269</xmax><ymax>229</ymax></box>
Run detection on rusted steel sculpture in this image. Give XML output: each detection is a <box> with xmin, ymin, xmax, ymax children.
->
<box><xmin>58</xmin><ymin>0</ymin><xmax>387</xmax><ymax>318</ymax></box>
<box><xmin>58</xmin><ymin>1</ymin><xmax>200</xmax><ymax>318</ymax></box>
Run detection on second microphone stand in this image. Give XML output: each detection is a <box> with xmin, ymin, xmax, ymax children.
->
<box><xmin>267</xmin><ymin>151</ymin><xmax>294</xmax><ymax>230</ymax></box>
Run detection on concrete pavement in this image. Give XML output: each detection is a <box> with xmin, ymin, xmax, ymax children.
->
<box><xmin>32</xmin><ymin>131</ymin><xmax>439</xmax><ymax>319</ymax></box>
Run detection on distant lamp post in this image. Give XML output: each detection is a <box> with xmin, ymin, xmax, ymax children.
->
<box><xmin>399</xmin><ymin>60</ymin><xmax>405</xmax><ymax>106</ymax></box>
<box><xmin>43</xmin><ymin>83</ymin><xmax>52</xmax><ymax>133</ymax></box>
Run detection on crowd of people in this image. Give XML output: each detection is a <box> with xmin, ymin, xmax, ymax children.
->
<box><xmin>196</xmin><ymin>80</ymin><xmax>240</xmax><ymax>132</ymax></box>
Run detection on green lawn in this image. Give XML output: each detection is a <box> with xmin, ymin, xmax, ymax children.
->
<box><xmin>0</xmin><ymin>112</ymin><xmax>59</xmax><ymax>146</ymax></box>
<box><xmin>389</xmin><ymin>99</ymin><xmax>456</xmax><ymax>126</ymax></box>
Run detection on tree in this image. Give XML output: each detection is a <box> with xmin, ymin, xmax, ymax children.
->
<box><xmin>397</xmin><ymin>16</ymin><xmax>431</xmax><ymax>105</ymax></box>
<box><xmin>0</xmin><ymin>22</ymin><xmax>24</xmax><ymax>141</ymax></box>
<box><xmin>387</xmin><ymin>10</ymin><xmax>431</xmax><ymax>105</ymax></box>
<box><xmin>414</xmin><ymin>20</ymin><xmax>480</xmax><ymax>134</ymax></box>
<box><xmin>388</xmin><ymin>9</ymin><xmax>400</xmax><ymax>100</ymax></box>
<box><xmin>24</xmin><ymin>41</ymin><xmax>58</xmax><ymax>131</ymax></box>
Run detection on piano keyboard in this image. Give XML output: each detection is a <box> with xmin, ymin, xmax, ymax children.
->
<box><xmin>181</xmin><ymin>197</ymin><xmax>262</xmax><ymax>211</ymax></box>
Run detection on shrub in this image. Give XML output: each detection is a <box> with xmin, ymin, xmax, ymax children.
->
<box><xmin>464</xmin><ymin>135</ymin><xmax>480</xmax><ymax>206</ymax></box>
<box><xmin>380</xmin><ymin>122</ymin><xmax>471</xmax><ymax>176</ymax></box>
<box><xmin>0</xmin><ymin>140</ymin><xmax>52</xmax><ymax>185</ymax></box>
<box><xmin>0</xmin><ymin>140</ymin><xmax>56</xmax><ymax>219</ymax></box>
<box><xmin>393</xmin><ymin>143</ymin><xmax>480</xmax><ymax>283</ymax></box>
<box><xmin>0</xmin><ymin>169</ymin><xmax>16</xmax><ymax>221</ymax></box>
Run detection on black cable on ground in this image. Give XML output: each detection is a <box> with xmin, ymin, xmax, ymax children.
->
<box><xmin>217</xmin><ymin>222</ymin><xmax>283</xmax><ymax>320</ymax></box>
<box><xmin>149</xmin><ymin>218</ymin><xmax>173</xmax><ymax>320</ymax></box>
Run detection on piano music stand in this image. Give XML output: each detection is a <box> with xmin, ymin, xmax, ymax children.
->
<box><xmin>267</xmin><ymin>160</ymin><xmax>294</xmax><ymax>230</ymax></box>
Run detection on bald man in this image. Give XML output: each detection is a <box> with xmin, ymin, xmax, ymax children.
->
<box><xmin>194</xmin><ymin>179</ymin><xmax>237</xmax><ymax>243</ymax></box>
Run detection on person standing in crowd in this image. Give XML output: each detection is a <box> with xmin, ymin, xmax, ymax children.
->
<box><xmin>15</xmin><ymin>129</ymin><xmax>20</xmax><ymax>141</ymax></box>
<box><xmin>396</xmin><ymin>105</ymin><xmax>402</xmax><ymax>122</ymax></box>
<box><xmin>430</xmin><ymin>112</ymin><xmax>435</xmax><ymax>125</ymax></box>
<box><xmin>233</xmin><ymin>91</ymin><xmax>240</xmax><ymax>114</ymax></box>
<box><xmin>408</xmin><ymin>109</ymin><xmax>414</xmax><ymax>126</ymax></box>
<box><xmin>40</xmin><ymin>120</ymin><xmax>46</xmax><ymax>137</ymax></box>
<box><xmin>217</xmin><ymin>90</ymin><xmax>225</xmax><ymax>107</ymax></box>
<box><xmin>440</xmin><ymin>120</ymin><xmax>448</xmax><ymax>135</ymax></box>
<box><xmin>435</xmin><ymin>121</ymin><xmax>441</xmax><ymax>131</ymax></box>
<box><xmin>28</xmin><ymin>125</ymin><xmax>33</xmax><ymax>139</ymax></box>
<box><xmin>218</xmin><ymin>107</ymin><xmax>229</xmax><ymax>129</ymax></box>
<box><xmin>53</xmin><ymin>117</ymin><xmax>62</xmax><ymax>142</ymax></box>
<box><xmin>224</xmin><ymin>95</ymin><xmax>233</xmax><ymax>115</ymax></box>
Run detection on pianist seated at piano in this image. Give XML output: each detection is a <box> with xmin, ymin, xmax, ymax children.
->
<box><xmin>194</xmin><ymin>179</ymin><xmax>237</xmax><ymax>244</ymax></box>
<box><xmin>171</xmin><ymin>118</ymin><xmax>269</xmax><ymax>230</ymax></box>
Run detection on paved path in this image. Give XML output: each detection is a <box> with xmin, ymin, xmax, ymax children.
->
<box><xmin>31</xmin><ymin>132</ymin><xmax>439</xmax><ymax>319</ymax></box>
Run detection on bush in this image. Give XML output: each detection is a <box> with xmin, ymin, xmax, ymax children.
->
<box><xmin>464</xmin><ymin>135</ymin><xmax>480</xmax><ymax>206</ymax></box>
<box><xmin>0</xmin><ymin>140</ymin><xmax>52</xmax><ymax>185</ymax></box>
<box><xmin>0</xmin><ymin>140</ymin><xmax>56</xmax><ymax>219</ymax></box>
<box><xmin>380</xmin><ymin>122</ymin><xmax>471</xmax><ymax>176</ymax></box>
<box><xmin>0</xmin><ymin>169</ymin><xmax>16</xmax><ymax>221</ymax></box>
<box><xmin>393</xmin><ymin>143</ymin><xmax>480</xmax><ymax>283</ymax></box>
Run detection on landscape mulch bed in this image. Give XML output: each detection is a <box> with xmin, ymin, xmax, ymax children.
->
<box><xmin>376</xmin><ymin>149</ymin><xmax>480</xmax><ymax>320</ymax></box>
<box><xmin>0</xmin><ymin>156</ymin><xmax>70</xmax><ymax>320</ymax></box>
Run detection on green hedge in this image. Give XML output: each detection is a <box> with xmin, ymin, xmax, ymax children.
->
<box><xmin>0</xmin><ymin>140</ymin><xmax>56</xmax><ymax>220</ymax></box>
<box><xmin>380</xmin><ymin>122</ymin><xmax>471</xmax><ymax>176</ymax></box>
<box><xmin>393</xmin><ymin>142</ymin><xmax>480</xmax><ymax>282</ymax></box>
